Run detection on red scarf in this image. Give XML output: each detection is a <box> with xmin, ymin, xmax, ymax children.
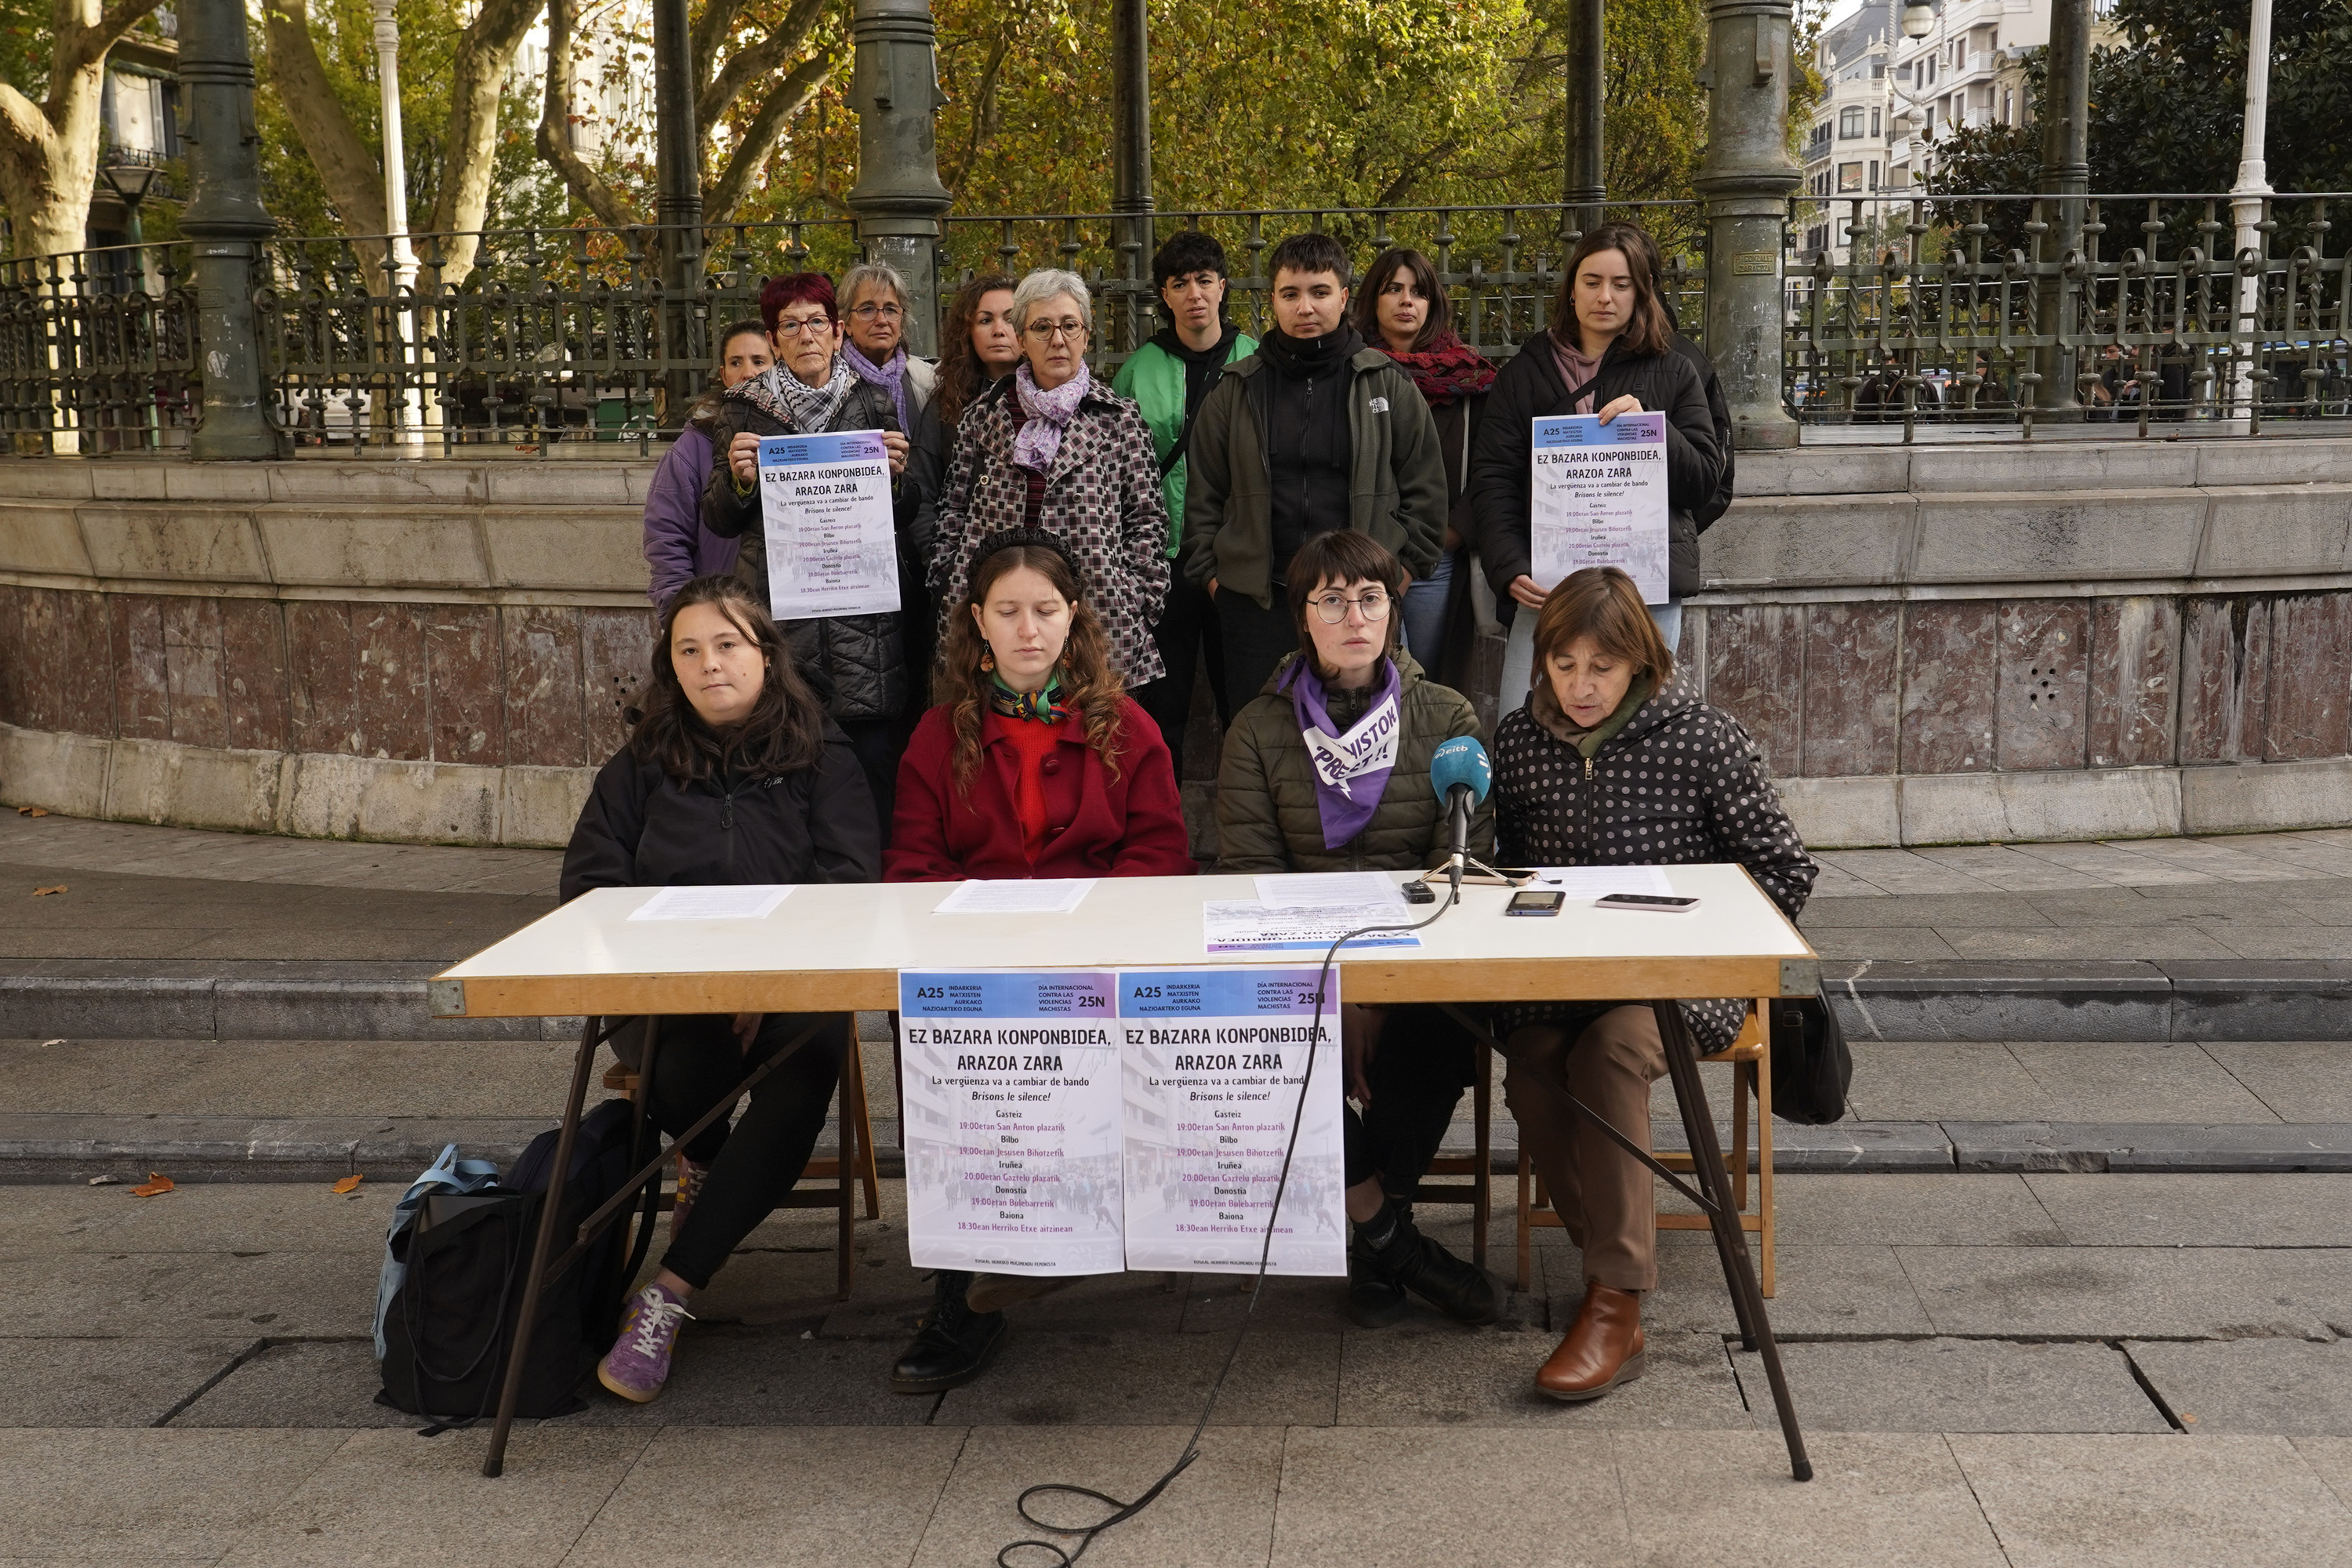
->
<box><xmin>1384</xmin><ymin>332</ymin><xmax>1497</xmax><ymax>408</ymax></box>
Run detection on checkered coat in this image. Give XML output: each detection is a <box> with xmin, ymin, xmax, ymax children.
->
<box><xmin>1490</xmin><ymin>672</ymin><xmax>1817</xmax><ymax>1051</ymax></box>
<box><xmin>927</xmin><ymin>378</ymin><xmax>1171</xmax><ymax>687</ymax></box>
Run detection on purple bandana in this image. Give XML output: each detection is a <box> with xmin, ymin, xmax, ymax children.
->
<box><xmin>1286</xmin><ymin>656</ymin><xmax>1404</xmax><ymax>849</ymax></box>
<box><xmin>841</xmin><ymin>340</ymin><xmax>910</xmax><ymax>433</ymax></box>
<box><xmin>1012</xmin><ymin>360</ymin><xmax>1091</xmax><ymax>474</ymax></box>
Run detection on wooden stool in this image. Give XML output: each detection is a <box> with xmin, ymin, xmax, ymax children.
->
<box><xmin>600</xmin><ymin>1015</ymin><xmax>882</xmax><ymax>1298</ymax></box>
<box><xmin>1514</xmin><ymin>1002</ymin><xmax>1775</xmax><ymax>1298</ymax></box>
<box><xmin>1407</xmin><ymin>1039</ymin><xmax>1494</xmax><ymax>1267</ymax></box>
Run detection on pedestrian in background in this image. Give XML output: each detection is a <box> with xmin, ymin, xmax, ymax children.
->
<box><xmin>641</xmin><ymin>318</ymin><xmax>769</xmax><ymax>609</ymax></box>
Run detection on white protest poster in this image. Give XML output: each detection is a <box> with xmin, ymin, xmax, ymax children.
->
<box><xmin>1528</xmin><ymin>411</ymin><xmax>1671</xmax><ymax>604</ymax></box>
<box><xmin>898</xmin><ymin>971</ymin><xmax>1125</xmax><ymax>1277</ymax></box>
<box><xmin>756</xmin><ymin>430</ymin><xmax>901</xmax><ymax>622</ymax></box>
<box><xmin>1117</xmin><ymin>967</ymin><xmax>1347</xmax><ymax>1276</ymax></box>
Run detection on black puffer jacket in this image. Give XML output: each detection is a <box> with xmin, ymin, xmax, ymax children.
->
<box><xmin>1466</xmin><ymin>335</ymin><xmax>1723</xmax><ymax>604</ymax></box>
<box><xmin>700</xmin><ymin>379</ymin><xmax>910</xmax><ymax>724</ymax></box>
<box><xmin>560</xmin><ymin>727</ymin><xmax>880</xmax><ymax>902</ymax></box>
<box><xmin>1490</xmin><ymin>671</ymin><xmax>1815</xmax><ymax>1051</ymax></box>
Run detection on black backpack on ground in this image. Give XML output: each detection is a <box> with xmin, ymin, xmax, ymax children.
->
<box><xmin>376</xmin><ymin>1097</ymin><xmax>661</xmax><ymax>1424</ymax></box>
<box><xmin>1768</xmin><ymin>996</ymin><xmax>1853</xmax><ymax>1126</ymax></box>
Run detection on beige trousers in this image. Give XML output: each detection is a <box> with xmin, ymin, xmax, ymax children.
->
<box><xmin>1501</xmin><ymin>1006</ymin><xmax>1669</xmax><ymax>1292</ymax></box>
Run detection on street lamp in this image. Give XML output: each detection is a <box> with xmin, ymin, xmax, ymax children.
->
<box><xmin>1900</xmin><ymin>3</ymin><xmax>1935</xmax><ymax>39</ymax></box>
<box><xmin>98</xmin><ymin>156</ymin><xmax>159</xmax><ymax>252</ymax></box>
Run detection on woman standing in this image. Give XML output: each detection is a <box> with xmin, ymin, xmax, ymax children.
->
<box><xmin>562</xmin><ymin>576</ymin><xmax>880</xmax><ymax>1404</ymax></box>
<box><xmin>1489</xmin><ymin>566</ymin><xmax>1814</xmax><ymax>1402</ymax></box>
<box><xmin>701</xmin><ymin>273</ymin><xmax>913</xmax><ymax>833</ymax></box>
<box><xmin>838</xmin><ymin>260</ymin><xmax>938</xmax><ymax>430</ymax></box>
<box><xmin>1214</xmin><ymin>529</ymin><xmax>1498</xmax><ymax>1330</ymax></box>
<box><xmin>931</xmin><ymin>274</ymin><xmax>1023</xmax><ymax>437</ymax></box>
<box><xmin>929</xmin><ymin>269</ymin><xmax>1171</xmax><ymax>689</ymax></box>
<box><xmin>884</xmin><ymin>528</ymin><xmax>1194</xmax><ymax>1393</ymax></box>
<box><xmin>1353</xmin><ymin>248</ymin><xmax>1493</xmax><ymax>687</ymax></box>
<box><xmin>1467</xmin><ymin>220</ymin><xmax>1722</xmax><ymax>709</ymax></box>
<box><xmin>641</xmin><ymin>319</ymin><xmax>769</xmax><ymax>609</ymax></box>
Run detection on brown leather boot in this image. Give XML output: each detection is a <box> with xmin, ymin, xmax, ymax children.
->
<box><xmin>1535</xmin><ymin>1283</ymin><xmax>1645</xmax><ymax>1402</ymax></box>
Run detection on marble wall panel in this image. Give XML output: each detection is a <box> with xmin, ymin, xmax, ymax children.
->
<box><xmin>160</xmin><ymin>595</ymin><xmax>227</xmax><ymax>749</ymax></box>
<box><xmin>1995</xmin><ymin>599</ymin><xmax>2089</xmax><ymax>771</ymax></box>
<box><xmin>423</xmin><ymin>605</ymin><xmax>503</xmax><ymax>766</ymax></box>
<box><xmin>7</xmin><ymin>586</ymin><xmax>56</xmax><ymax>734</ymax></box>
<box><xmin>2087</xmin><ymin>596</ymin><xmax>2180</xmax><ymax>768</ymax></box>
<box><xmin>2263</xmin><ymin>592</ymin><xmax>2352</xmax><ymax>761</ymax></box>
<box><xmin>1898</xmin><ymin>600</ymin><xmax>1998</xmax><ymax>775</ymax></box>
<box><xmin>501</xmin><ymin>605</ymin><xmax>587</xmax><ymax>768</ymax></box>
<box><xmin>579</xmin><ymin>607</ymin><xmax>656</xmax><ymax>764</ymax></box>
<box><xmin>2177</xmin><ymin>596</ymin><xmax>2271</xmax><ymax>764</ymax></box>
<box><xmin>351</xmin><ymin>604</ymin><xmax>430</xmax><ymax>761</ymax></box>
<box><xmin>0</xmin><ymin>587</ymin><xmax>25</xmax><ymax>729</ymax></box>
<box><xmin>220</xmin><ymin>598</ymin><xmax>289</xmax><ymax>753</ymax></box>
<box><xmin>285</xmin><ymin>600</ymin><xmax>360</xmax><ymax>757</ymax></box>
<box><xmin>1702</xmin><ymin>604</ymin><xmax>1806</xmax><ymax>777</ymax></box>
<box><xmin>15</xmin><ymin>587</ymin><xmax>113</xmax><ymax>739</ymax></box>
<box><xmin>1799</xmin><ymin>601</ymin><xmax>1900</xmax><ymax>776</ymax></box>
<box><xmin>107</xmin><ymin>593</ymin><xmax>170</xmax><ymax>743</ymax></box>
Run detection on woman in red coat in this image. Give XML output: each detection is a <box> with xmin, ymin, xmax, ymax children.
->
<box><xmin>887</xmin><ymin>527</ymin><xmax>1192</xmax><ymax>883</ymax></box>
<box><xmin>884</xmin><ymin>526</ymin><xmax>1192</xmax><ymax>1396</ymax></box>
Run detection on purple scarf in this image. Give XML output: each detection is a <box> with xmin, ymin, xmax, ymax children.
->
<box><xmin>1285</xmin><ymin>656</ymin><xmax>1404</xmax><ymax>849</ymax></box>
<box><xmin>841</xmin><ymin>340</ymin><xmax>911</xmax><ymax>433</ymax></box>
<box><xmin>1012</xmin><ymin>360</ymin><xmax>1091</xmax><ymax>474</ymax></box>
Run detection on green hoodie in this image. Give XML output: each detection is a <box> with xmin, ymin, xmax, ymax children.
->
<box><xmin>1112</xmin><ymin>329</ymin><xmax>1256</xmax><ymax>555</ymax></box>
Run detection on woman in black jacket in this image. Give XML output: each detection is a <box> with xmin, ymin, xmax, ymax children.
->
<box><xmin>562</xmin><ymin>575</ymin><xmax>880</xmax><ymax>1406</ymax></box>
<box><xmin>1467</xmin><ymin>220</ymin><xmax>1722</xmax><ymax>712</ymax></box>
<box><xmin>1488</xmin><ymin>567</ymin><xmax>1814</xmax><ymax>1406</ymax></box>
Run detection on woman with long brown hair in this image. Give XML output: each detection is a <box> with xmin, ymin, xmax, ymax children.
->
<box><xmin>561</xmin><ymin>575</ymin><xmax>880</xmax><ymax>1406</ymax></box>
<box><xmin>1467</xmin><ymin>220</ymin><xmax>1722</xmax><ymax>707</ymax></box>
<box><xmin>883</xmin><ymin>528</ymin><xmax>1192</xmax><ymax>1395</ymax></box>
<box><xmin>932</xmin><ymin>272</ymin><xmax>1022</xmax><ymax>436</ymax></box>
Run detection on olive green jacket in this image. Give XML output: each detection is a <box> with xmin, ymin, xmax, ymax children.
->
<box><xmin>1214</xmin><ymin>650</ymin><xmax>1495</xmax><ymax>874</ymax></box>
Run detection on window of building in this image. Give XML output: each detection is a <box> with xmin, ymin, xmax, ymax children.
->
<box><xmin>1840</xmin><ymin>107</ymin><xmax>1864</xmax><ymax>137</ymax></box>
<box><xmin>1868</xmin><ymin>159</ymin><xmax>1879</xmax><ymax>187</ymax></box>
<box><xmin>2002</xmin><ymin>89</ymin><xmax>2013</xmax><ymax>123</ymax></box>
<box><xmin>1838</xmin><ymin>162</ymin><xmax>1864</xmax><ymax>193</ymax></box>
<box><xmin>1871</xmin><ymin>107</ymin><xmax>1882</xmax><ymax>136</ymax></box>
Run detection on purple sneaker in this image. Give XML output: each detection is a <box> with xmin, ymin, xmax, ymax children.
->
<box><xmin>597</xmin><ymin>1282</ymin><xmax>693</xmax><ymax>1403</ymax></box>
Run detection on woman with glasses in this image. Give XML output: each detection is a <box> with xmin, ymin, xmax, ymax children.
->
<box><xmin>702</xmin><ymin>272</ymin><xmax>915</xmax><ymax>834</ymax></box>
<box><xmin>1213</xmin><ymin>529</ymin><xmax>1499</xmax><ymax>1332</ymax></box>
<box><xmin>929</xmin><ymin>269</ymin><xmax>1172</xmax><ymax>691</ymax></box>
<box><xmin>838</xmin><ymin>261</ymin><xmax>936</xmax><ymax>430</ymax></box>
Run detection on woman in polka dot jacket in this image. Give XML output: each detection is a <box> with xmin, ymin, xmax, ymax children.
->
<box><xmin>1490</xmin><ymin>565</ymin><xmax>1817</xmax><ymax>1406</ymax></box>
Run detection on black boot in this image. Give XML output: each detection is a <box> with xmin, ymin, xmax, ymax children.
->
<box><xmin>1366</xmin><ymin>1203</ymin><xmax>1499</xmax><ymax>1326</ymax></box>
<box><xmin>890</xmin><ymin>1270</ymin><xmax>1007</xmax><ymax>1394</ymax></box>
<box><xmin>1345</xmin><ymin>1234</ymin><xmax>1410</xmax><ymax>1328</ymax></box>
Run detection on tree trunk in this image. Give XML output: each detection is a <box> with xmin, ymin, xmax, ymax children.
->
<box><xmin>258</xmin><ymin>0</ymin><xmax>390</xmax><ymax>281</ymax></box>
<box><xmin>423</xmin><ymin>0</ymin><xmax>540</xmax><ymax>286</ymax></box>
<box><xmin>536</xmin><ymin>0</ymin><xmax>640</xmax><ymax>228</ymax></box>
<box><xmin>0</xmin><ymin>0</ymin><xmax>162</xmax><ymax>260</ymax></box>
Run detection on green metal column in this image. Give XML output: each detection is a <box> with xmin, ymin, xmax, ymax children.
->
<box><xmin>177</xmin><ymin>0</ymin><xmax>289</xmax><ymax>459</ymax></box>
<box><xmin>653</xmin><ymin>0</ymin><xmax>702</xmax><ymax>424</ymax></box>
<box><xmin>1564</xmin><ymin>0</ymin><xmax>1605</xmax><ymax>238</ymax></box>
<box><xmin>1110</xmin><ymin>0</ymin><xmax>1155</xmax><ymax>350</ymax></box>
<box><xmin>846</xmin><ymin>0</ymin><xmax>953</xmax><ymax>357</ymax></box>
<box><xmin>2034</xmin><ymin>0</ymin><xmax>2092</xmax><ymax>419</ymax></box>
<box><xmin>1695</xmin><ymin>0</ymin><xmax>1801</xmax><ymax>450</ymax></box>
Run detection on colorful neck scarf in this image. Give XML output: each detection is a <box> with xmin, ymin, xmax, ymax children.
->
<box><xmin>1384</xmin><ymin>331</ymin><xmax>1497</xmax><ymax>408</ymax></box>
<box><xmin>989</xmin><ymin>673</ymin><xmax>1072</xmax><ymax>724</ymax></box>
<box><xmin>1285</xmin><ymin>655</ymin><xmax>1403</xmax><ymax>848</ymax></box>
<box><xmin>1012</xmin><ymin>360</ymin><xmax>1091</xmax><ymax>474</ymax></box>
<box><xmin>840</xmin><ymin>339</ymin><xmax>911</xmax><ymax>434</ymax></box>
<box><xmin>737</xmin><ymin>354</ymin><xmax>856</xmax><ymax>434</ymax></box>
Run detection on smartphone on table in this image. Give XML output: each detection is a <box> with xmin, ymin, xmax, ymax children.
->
<box><xmin>1505</xmin><ymin>889</ymin><xmax>1566</xmax><ymax>916</ymax></box>
<box><xmin>1594</xmin><ymin>893</ymin><xmax>1700</xmax><ymax>913</ymax></box>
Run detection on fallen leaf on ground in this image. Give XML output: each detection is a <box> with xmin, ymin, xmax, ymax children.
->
<box><xmin>89</xmin><ymin>1174</ymin><xmax>123</xmax><ymax>1186</ymax></box>
<box><xmin>16</xmin><ymin>805</ymin><xmax>47</xmax><ymax>816</ymax></box>
<box><xmin>131</xmin><ymin>1172</ymin><xmax>175</xmax><ymax>1196</ymax></box>
<box><xmin>332</xmin><ymin>1174</ymin><xmax>365</xmax><ymax>1194</ymax></box>
<box><xmin>31</xmin><ymin>884</ymin><xmax>66</xmax><ymax>896</ymax></box>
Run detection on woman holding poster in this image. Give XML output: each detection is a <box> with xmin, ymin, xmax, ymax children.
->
<box><xmin>1213</xmin><ymin>530</ymin><xmax>1501</xmax><ymax>1331</ymax></box>
<box><xmin>702</xmin><ymin>273</ymin><xmax>915</xmax><ymax>836</ymax></box>
<box><xmin>883</xmin><ymin>528</ymin><xmax>1193</xmax><ymax>1395</ymax></box>
<box><xmin>1489</xmin><ymin>565</ymin><xmax>1815</xmax><ymax>1403</ymax></box>
<box><xmin>1466</xmin><ymin>220</ymin><xmax>1722</xmax><ymax>710</ymax></box>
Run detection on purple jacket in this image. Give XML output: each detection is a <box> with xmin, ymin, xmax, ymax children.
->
<box><xmin>642</xmin><ymin>424</ymin><xmax>742</xmax><ymax>607</ymax></box>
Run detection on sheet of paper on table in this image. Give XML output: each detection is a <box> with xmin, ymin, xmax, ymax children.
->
<box><xmin>626</xmin><ymin>884</ymin><xmax>795</xmax><ymax>921</ymax></box>
<box><xmin>1119</xmin><ymin>966</ymin><xmax>1346</xmax><ymax>1276</ymax></box>
<box><xmin>898</xmin><ymin>969</ymin><xmax>1125</xmax><ymax>1277</ymax></box>
<box><xmin>1203</xmin><ymin>899</ymin><xmax>1422</xmax><ymax>953</ymax></box>
<box><xmin>932</xmin><ymin>879</ymin><xmax>1096</xmax><ymax>915</ymax></box>
<box><xmin>1252</xmin><ymin>872</ymin><xmax>1406</xmax><ymax>909</ymax></box>
<box><xmin>1530</xmin><ymin>865</ymin><xmax>1675</xmax><ymax>898</ymax></box>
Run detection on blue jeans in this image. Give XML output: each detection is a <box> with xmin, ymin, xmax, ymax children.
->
<box><xmin>1500</xmin><ymin>599</ymin><xmax>1682</xmax><ymax>715</ymax></box>
<box><xmin>1401</xmin><ymin>550</ymin><xmax>1455</xmax><ymax>671</ymax></box>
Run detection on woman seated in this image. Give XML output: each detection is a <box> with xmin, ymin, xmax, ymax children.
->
<box><xmin>885</xmin><ymin>527</ymin><xmax>1193</xmax><ymax>1392</ymax></box>
<box><xmin>1214</xmin><ymin>528</ymin><xmax>1499</xmax><ymax>1330</ymax></box>
<box><xmin>561</xmin><ymin>576</ymin><xmax>880</xmax><ymax>1404</ymax></box>
<box><xmin>1489</xmin><ymin>566</ymin><xmax>1816</xmax><ymax>1403</ymax></box>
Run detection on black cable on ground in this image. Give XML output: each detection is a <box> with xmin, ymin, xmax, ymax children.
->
<box><xmin>997</xmin><ymin>895</ymin><xmax>1457</xmax><ymax>1568</ymax></box>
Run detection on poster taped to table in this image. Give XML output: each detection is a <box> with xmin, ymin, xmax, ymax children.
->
<box><xmin>757</xmin><ymin>430</ymin><xmax>901</xmax><ymax>622</ymax></box>
<box><xmin>1528</xmin><ymin>411</ymin><xmax>1670</xmax><ymax>604</ymax></box>
<box><xmin>1118</xmin><ymin>967</ymin><xmax>1347</xmax><ymax>1276</ymax></box>
<box><xmin>898</xmin><ymin>970</ymin><xmax>1125</xmax><ymax>1277</ymax></box>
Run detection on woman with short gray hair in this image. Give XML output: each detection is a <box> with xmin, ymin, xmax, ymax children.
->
<box><xmin>839</xmin><ymin>260</ymin><xmax>938</xmax><ymax>430</ymax></box>
<box><xmin>928</xmin><ymin>268</ymin><xmax>1171</xmax><ymax>687</ymax></box>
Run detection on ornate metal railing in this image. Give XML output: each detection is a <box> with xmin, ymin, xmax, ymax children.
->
<box><xmin>1787</xmin><ymin>191</ymin><xmax>2352</xmax><ymax>437</ymax></box>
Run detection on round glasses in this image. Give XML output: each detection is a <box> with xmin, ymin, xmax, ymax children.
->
<box><xmin>849</xmin><ymin>302</ymin><xmax>904</xmax><ymax>321</ymax></box>
<box><xmin>1309</xmin><ymin>590</ymin><xmax>1392</xmax><ymax>624</ymax></box>
<box><xmin>773</xmin><ymin>317</ymin><xmax>833</xmax><ymax>339</ymax></box>
<box><xmin>1024</xmin><ymin>320</ymin><xmax>1089</xmax><ymax>343</ymax></box>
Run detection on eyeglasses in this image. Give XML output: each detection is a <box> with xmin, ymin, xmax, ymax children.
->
<box><xmin>1025</xmin><ymin>319</ymin><xmax>1089</xmax><ymax>343</ymax></box>
<box><xmin>1309</xmin><ymin>590</ymin><xmax>1392</xmax><ymax>624</ymax></box>
<box><xmin>773</xmin><ymin>317</ymin><xmax>833</xmax><ymax>339</ymax></box>
<box><xmin>849</xmin><ymin>302</ymin><xmax>904</xmax><ymax>321</ymax></box>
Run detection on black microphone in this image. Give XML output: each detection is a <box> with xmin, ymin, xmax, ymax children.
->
<box><xmin>1428</xmin><ymin>736</ymin><xmax>1493</xmax><ymax>904</ymax></box>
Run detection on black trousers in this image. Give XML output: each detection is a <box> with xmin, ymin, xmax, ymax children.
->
<box><xmin>647</xmin><ymin>1011</ymin><xmax>846</xmax><ymax>1290</ymax></box>
<box><xmin>1214</xmin><ymin>590</ymin><xmax>1301</xmax><ymax>715</ymax></box>
<box><xmin>1341</xmin><ymin>1004</ymin><xmax>1482</xmax><ymax>1200</ymax></box>
<box><xmin>1131</xmin><ymin>575</ymin><xmax>1229</xmax><ymax>785</ymax></box>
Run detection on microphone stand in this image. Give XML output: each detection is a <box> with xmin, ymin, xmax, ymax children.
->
<box><xmin>1445</xmin><ymin>788</ymin><xmax>1470</xmax><ymax>906</ymax></box>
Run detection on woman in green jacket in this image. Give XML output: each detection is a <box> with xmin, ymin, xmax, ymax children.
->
<box><xmin>1214</xmin><ymin>528</ymin><xmax>1498</xmax><ymax>1330</ymax></box>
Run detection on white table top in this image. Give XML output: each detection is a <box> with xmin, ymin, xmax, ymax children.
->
<box><xmin>431</xmin><ymin>866</ymin><xmax>1818</xmax><ymax>1019</ymax></box>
